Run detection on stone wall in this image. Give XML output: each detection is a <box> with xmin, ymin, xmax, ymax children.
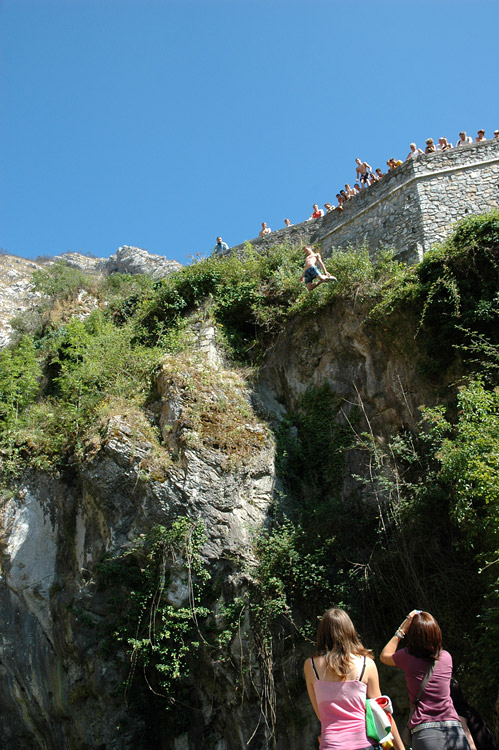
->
<box><xmin>229</xmin><ymin>139</ymin><xmax>499</xmax><ymax>264</ymax></box>
<box><xmin>415</xmin><ymin>140</ymin><xmax>499</xmax><ymax>253</ymax></box>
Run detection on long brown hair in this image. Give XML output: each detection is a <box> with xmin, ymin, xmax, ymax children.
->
<box><xmin>315</xmin><ymin>608</ymin><xmax>373</xmax><ymax>679</ymax></box>
<box><xmin>406</xmin><ymin>611</ymin><xmax>442</xmax><ymax>661</ymax></box>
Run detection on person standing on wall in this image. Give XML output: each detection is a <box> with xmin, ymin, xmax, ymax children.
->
<box><xmin>406</xmin><ymin>143</ymin><xmax>424</xmax><ymax>159</ymax></box>
<box><xmin>456</xmin><ymin>131</ymin><xmax>473</xmax><ymax>146</ymax></box>
<box><xmin>309</xmin><ymin>204</ymin><xmax>324</xmax><ymax>219</ymax></box>
<box><xmin>355</xmin><ymin>158</ymin><xmax>373</xmax><ymax>188</ymax></box>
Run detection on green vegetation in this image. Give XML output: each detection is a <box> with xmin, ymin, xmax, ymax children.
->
<box><xmin>97</xmin><ymin>519</ymin><xmax>211</xmax><ymax>702</ymax></box>
<box><xmin>351</xmin><ymin>211</ymin><xmax>499</xmax><ymax>714</ymax></box>
<box><xmin>369</xmin><ymin>209</ymin><xmax>499</xmax><ymax>373</ymax></box>
<box><xmin>0</xmin><ymin>241</ymin><xmax>404</xmax><ymax>476</ymax></box>
<box><xmin>1</xmin><ymin>210</ymin><xmax>499</xmax><ymax>736</ymax></box>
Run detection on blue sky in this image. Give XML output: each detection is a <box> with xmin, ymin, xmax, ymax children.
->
<box><xmin>1</xmin><ymin>0</ymin><xmax>498</xmax><ymax>266</ymax></box>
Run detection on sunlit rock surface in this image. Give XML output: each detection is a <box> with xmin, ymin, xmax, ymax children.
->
<box><xmin>0</xmin><ymin>248</ymin><xmax>182</xmax><ymax>348</ymax></box>
<box><xmin>0</xmin><ymin>255</ymin><xmax>44</xmax><ymax>347</ymax></box>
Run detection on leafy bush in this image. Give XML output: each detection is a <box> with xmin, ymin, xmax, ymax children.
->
<box><xmin>31</xmin><ymin>260</ymin><xmax>93</xmax><ymax>300</ymax></box>
<box><xmin>0</xmin><ymin>310</ymin><xmax>164</xmax><ymax>473</ymax></box>
<box><xmin>369</xmin><ymin>210</ymin><xmax>499</xmax><ymax>373</ymax></box>
<box><xmin>275</xmin><ymin>383</ymin><xmax>354</xmax><ymax>543</ymax></box>
<box><xmin>0</xmin><ymin>335</ymin><xmax>41</xmax><ymax>425</ymax></box>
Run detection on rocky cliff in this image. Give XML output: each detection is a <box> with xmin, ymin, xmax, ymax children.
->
<box><xmin>0</xmin><ymin>220</ymin><xmax>498</xmax><ymax>749</ymax></box>
<box><xmin>0</xmin><ymin>304</ymin><xmax>450</xmax><ymax>750</ymax></box>
<box><xmin>0</xmin><ymin>247</ymin><xmax>182</xmax><ymax>348</ymax></box>
<box><xmin>0</xmin><ymin>255</ymin><xmax>44</xmax><ymax>348</ymax></box>
<box><xmin>0</xmin><ymin>342</ymin><xmax>276</xmax><ymax>749</ymax></box>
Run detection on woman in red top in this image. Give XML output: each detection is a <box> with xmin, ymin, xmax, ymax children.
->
<box><xmin>381</xmin><ymin>610</ymin><xmax>470</xmax><ymax>750</ymax></box>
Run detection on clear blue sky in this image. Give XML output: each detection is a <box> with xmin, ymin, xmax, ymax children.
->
<box><xmin>1</xmin><ymin>0</ymin><xmax>498</xmax><ymax>266</ymax></box>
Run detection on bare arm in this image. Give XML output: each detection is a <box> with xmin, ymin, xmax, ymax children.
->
<box><xmin>459</xmin><ymin>716</ymin><xmax>477</xmax><ymax>750</ymax></box>
<box><xmin>315</xmin><ymin>253</ymin><xmax>327</xmax><ymax>274</ymax></box>
<box><xmin>364</xmin><ymin>658</ymin><xmax>406</xmax><ymax>750</ymax></box>
<box><xmin>380</xmin><ymin>633</ymin><xmax>401</xmax><ymax>666</ymax></box>
<box><xmin>365</xmin><ymin>657</ymin><xmax>381</xmax><ymax>699</ymax></box>
<box><xmin>304</xmin><ymin>658</ymin><xmax>321</xmax><ymax>721</ymax></box>
<box><xmin>391</xmin><ymin>718</ymin><xmax>405</xmax><ymax>750</ymax></box>
<box><xmin>380</xmin><ymin>610</ymin><xmax>419</xmax><ymax>666</ymax></box>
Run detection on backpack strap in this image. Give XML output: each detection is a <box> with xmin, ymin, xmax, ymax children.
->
<box><xmin>414</xmin><ymin>662</ymin><xmax>436</xmax><ymax>705</ymax></box>
<box><xmin>408</xmin><ymin>662</ymin><xmax>436</xmax><ymax>722</ymax></box>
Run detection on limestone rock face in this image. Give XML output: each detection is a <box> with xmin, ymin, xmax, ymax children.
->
<box><xmin>0</xmin><ymin>297</ymin><xmax>458</xmax><ymax>749</ymax></box>
<box><xmin>0</xmin><ymin>255</ymin><xmax>44</xmax><ymax>347</ymax></box>
<box><xmin>258</xmin><ymin>300</ymin><xmax>448</xmax><ymax>504</ymax></box>
<box><xmin>261</xmin><ymin>301</ymin><xmax>437</xmax><ymax>433</ymax></box>
<box><xmin>100</xmin><ymin>245</ymin><xmax>182</xmax><ymax>280</ymax></box>
<box><xmin>0</xmin><ymin>350</ymin><xmax>276</xmax><ymax>749</ymax></box>
<box><xmin>52</xmin><ymin>252</ymin><xmax>101</xmax><ymax>272</ymax></box>
<box><xmin>0</xmin><ymin>247</ymin><xmax>182</xmax><ymax>348</ymax></box>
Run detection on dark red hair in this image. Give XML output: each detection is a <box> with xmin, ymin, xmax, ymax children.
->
<box><xmin>406</xmin><ymin>611</ymin><xmax>442</xmax><ymax>660</ymax></box>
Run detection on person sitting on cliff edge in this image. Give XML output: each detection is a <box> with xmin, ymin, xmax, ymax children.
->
<box><xmin>259</xmin><ymin>221</ymin><xmax>272</xmax><ymax>236</ymax></box>
<box><xmin>300</xmin><ymin>246</ymin><xmax>337</xmax><ymax>291</ymax></box>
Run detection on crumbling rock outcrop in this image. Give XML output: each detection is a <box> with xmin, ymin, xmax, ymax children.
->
<box><xmin>0</xmin><ymin>345</ymin><xmax>276</xmax><ymax>749</ymax></box>
<box><xmin>0</xmin><ymin>246</ymin><xmax>182</xmax><ymax>348</ymax></box>
<box><xmin>0</xmin><ymin>255</ymin><xmax>44</xmax><ymax>347</ymax></box>
<box><xmin>101</xmin><ymin>245</ymin><xmax>182</xmax><ymax>280</ymax></box>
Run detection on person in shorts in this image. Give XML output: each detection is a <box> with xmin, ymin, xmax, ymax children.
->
<box><xmin>355</xmin><ymin>158</ymin><xmax>372</xmax><ymax>188</ymax></box>
<box><xmin>300</xmin><ymin>246</ymin><xmax>337</xmax><ymax>291</ymax></box>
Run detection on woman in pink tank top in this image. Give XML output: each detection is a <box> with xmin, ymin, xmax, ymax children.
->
<box><xmin>304</xmin><ymin>608</ymin><xmax>405</xmax><ymax>750</ymax></box>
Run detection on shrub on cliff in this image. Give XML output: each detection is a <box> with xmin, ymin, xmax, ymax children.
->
<box><xmin>370</xmin><ymin>209</ymin><xmax>499</xmax><ymax>373</ymax></box>
<box><xmin>31</xmin><ymin>260</ymin><xmax>94</xmax><ymax>300</ymax></box>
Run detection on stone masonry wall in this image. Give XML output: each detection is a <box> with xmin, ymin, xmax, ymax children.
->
<box><xmin>228</xmin><ymin>139</ymin><xmax>499</xmax><ymax>264</ymax></box>
<box><xmin>415</xmin><ymin>140</ymin><xmax>499</xmax><ymax>252</ymax></box>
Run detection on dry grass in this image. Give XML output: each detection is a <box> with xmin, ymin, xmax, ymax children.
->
<box><xmin>157</xmin><ymin>352</ymin><xmax>270</xmax><ymax>467</ymax></box>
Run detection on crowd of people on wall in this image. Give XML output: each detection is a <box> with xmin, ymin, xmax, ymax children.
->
<box><xmin>214</xmin><ymin>128</ymin><xmax>498</xmax><ymax>255</ymax></box>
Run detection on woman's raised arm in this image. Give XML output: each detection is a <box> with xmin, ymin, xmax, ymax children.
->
<box><xmin>380</xmin><ymin>610</ymin><xmax>420</xmax><ymax>666</ymax></box>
